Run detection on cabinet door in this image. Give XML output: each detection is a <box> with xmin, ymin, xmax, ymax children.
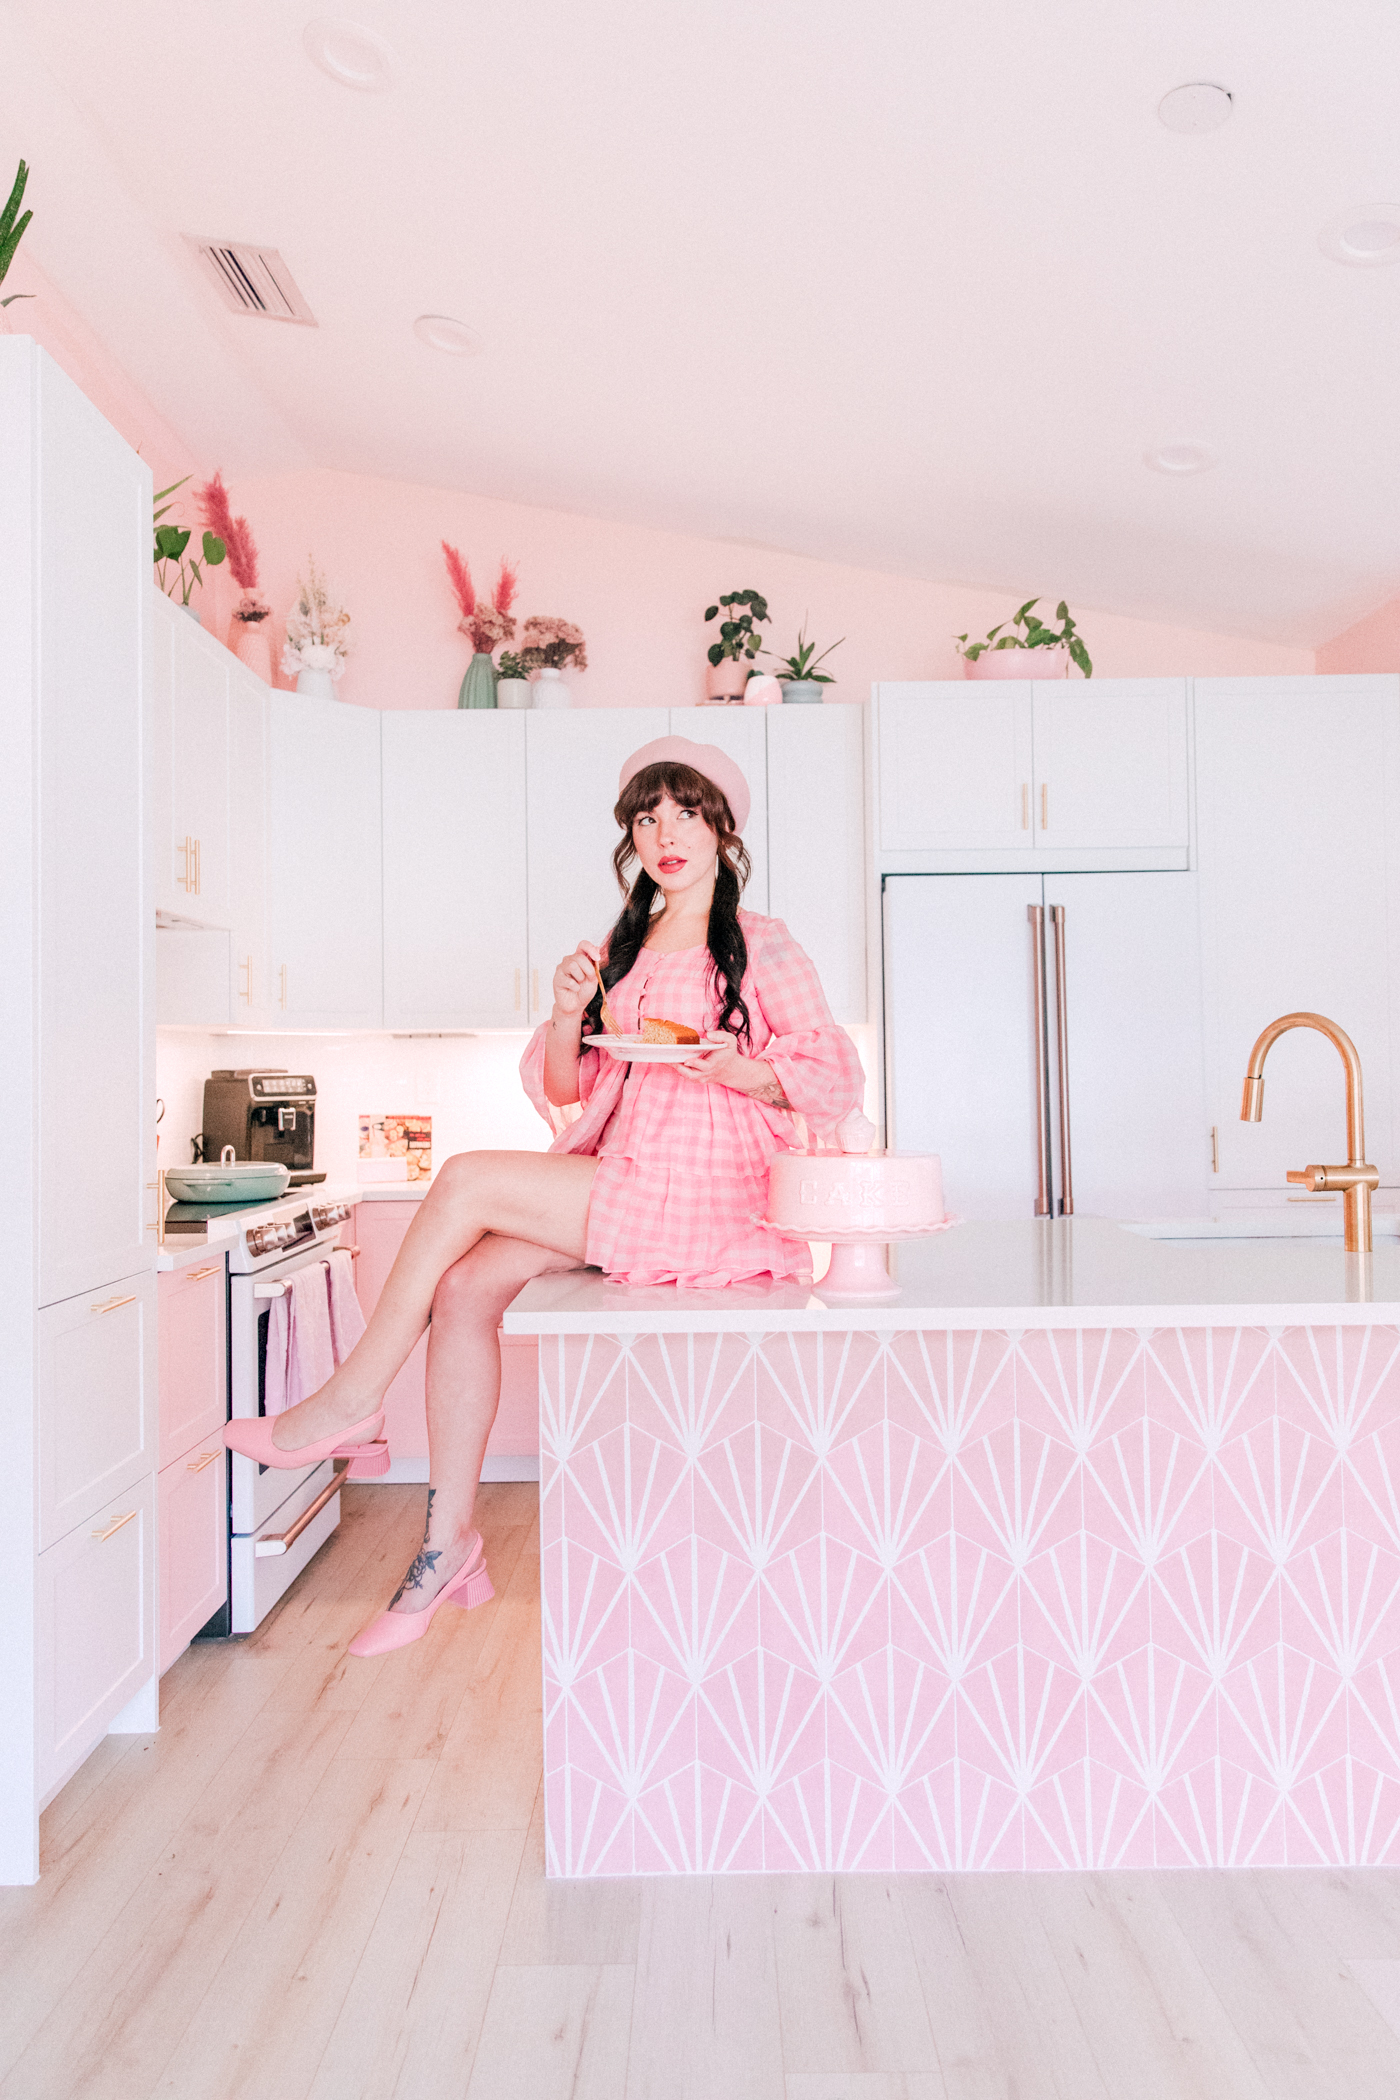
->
<box><xmin>169</xmin><ymin>614</ymin><xmax>231</xmax><ymax>925</ymax></box>
<box><xmin>157</xmin><ymin>1261</ymin><xmax>227</xmax><ymax>1469</ymax></box>
<box><xmin>39</xmin><ymin>1273</ymin><xmax>156</xmax><ymax>1551</ymax></box>
<box><xmin>383</xmin><ymin>712</ymin><xmax>528</xmax><ymax>1028</ymax></box>
<box><xmin>670</xmin><ymin>707</ymin><xmax>768</xmax><ymax>912</ymax></box>
<box><xmin>158</xmin><ymin>1440</ymin><xmax>227</xmax><ymax>1674</ymax></box>
<box><xmin>1033</xmin><ymin>679</ymin><xmax>1188</xmax><ymax>862</ymax></box>
<box><xmin>268</xmin><ymin>695</ymin><xmax>383</xmax><ymax>1027</ymax></box>
<box><xmin>227</xmin><ymin>665</ymin><xmax>269</xmax><ymax>1021</ymax></box>
<box><xmin>876</xmin><ymin>683</ymin><xmax>1033</xmax><ymax>857</ymax></box>
<box><xmin>883</xmin><ymin>875</ymin><xmax>1045</xmax><ymax>1219</ymax></box>
<box><xmin>37</xmin><ymin>1479</ymin><xmax>154</xmax><ymax>1795</ymax></box>
<box><xmin>767</xmin><ymin>706</ymin><xmax>866</xmax><ymax>1023</ymax></box>
<box><xmin>1197</xmin><ymin>676</ymin><xmax>1400</xmax><ymax>1190</ymax></box>
<box><xmin>1045</xmin><ymin>874</ymin><xmax>1207</xmax><ymax>1217</ymax></box>
<box><xmin>155</xmin><ymin>928</ymin><xmax>231</xmax><ymax>1027</ymax></box>
<box><xmin>37</xmin><ymin>361</ymin><xmax>152</xmax><ymax>1306</ymax></box>
<box><xmin>526</xmin><ymin>709</ymin><xmax>667</xmax><ymax>1023</ymax></box>
<box><xmin>353</xmin><ymin>1203</ymin><xmax>427</xmax><ymax>1460</ymax></box>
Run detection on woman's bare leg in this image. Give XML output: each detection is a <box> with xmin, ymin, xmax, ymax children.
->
<box><xmin>272</xmin><ymin>1149</ymin><xmax>597</xmax><ymax>1450</ymax></box>
<box><xmin>386</xmin><ymin>1233</ymin><xmax>579</xmax><ymax>1614</ymax></box>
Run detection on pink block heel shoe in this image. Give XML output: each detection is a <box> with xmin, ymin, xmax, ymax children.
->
<box><xmin>223</xmin><ymin>1408</ymin><xmax>386</xmax><ymax>1470</ymax></box>
<box><xmin>347</xmin><ymin>1531</ymin><xmax>494</xmax><ymax>1658</ymax></box>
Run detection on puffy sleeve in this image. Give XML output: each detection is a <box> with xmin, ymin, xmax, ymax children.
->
<box><xmin>519</xmin><ymin>1021</ymin><xmax>606</xmax><ymax>1139</ymax></box>
<box><xmin>744</xmin><ymin>919</ymin><xmax>865</xmax><ymax>1135</ymax></box>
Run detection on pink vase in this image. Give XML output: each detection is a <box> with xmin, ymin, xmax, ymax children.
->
<box><xmin>964</xmin><ymin>647</ymin><xmax>1069</xmax><ymax>680</ymax></box>
<box><xmin>229</xmin><ymin>617</ymin><xmax>275</xmax><ymax>684</ymax></box>
<box><xmin>706</xmin><ymin>658</ymin><xmax>750</xmax><ymax>702</ymax></box>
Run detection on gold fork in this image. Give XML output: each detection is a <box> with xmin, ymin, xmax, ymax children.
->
<box><xmin>594</xmin><ymin>963</ymin><xmax>623</xmax><ymax>1037</ymax></box>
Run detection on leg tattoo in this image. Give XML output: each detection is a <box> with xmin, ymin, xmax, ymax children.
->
<box><xmin>391</xmin><ymin>1486</ymin><xmax>441</xmax><ymax>1606</ymax></box>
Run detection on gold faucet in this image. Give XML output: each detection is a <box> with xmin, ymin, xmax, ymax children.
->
<box><xmin>1240</xmin><ymin>1011</ymin><xmax>1379</xmax><ymax>1253</ymax></box>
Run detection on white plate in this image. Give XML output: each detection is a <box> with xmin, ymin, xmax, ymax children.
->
<box><xmin>584</xmin><ymin>1034</ymin><xmax>700</xmax><ymax>1064</ymax></box>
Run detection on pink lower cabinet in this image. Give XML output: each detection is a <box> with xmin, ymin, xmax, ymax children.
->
<box><xmin>157</xmin><ymin>1261</ymin><xmax>229</xmax><ymax>1672</ymax></box>
<box><xmin>36</xmin><ymin>1480</ymin><xmax>155</xmax><ymax>1798</ymax></box>
<box><xmin>353</xmin><ymin>1201</ymin><xmax>538</xmax><ymax>1473</ymax></box>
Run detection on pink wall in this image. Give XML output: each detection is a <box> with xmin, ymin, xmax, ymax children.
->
<box><xmin>1317</xmin><ymin>597</ymin><xmax>1400</xmax><ymax>676</ymax></box>
<box><xmin>10</xmin><ymin>279</ymin><xmax>1315</xmax><ymax>700</ymax></box>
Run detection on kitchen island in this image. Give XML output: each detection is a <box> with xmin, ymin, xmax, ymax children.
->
<box><xmin>503</xmin><ymin>1219</ymin><xmax>1400</xmax><ymax>1877</ymax></box>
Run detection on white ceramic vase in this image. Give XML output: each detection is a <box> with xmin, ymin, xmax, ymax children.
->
<box><xmin>295</xmin><ymin>666</ymin><xmax>337</xmax><ymax>702</ymax></box>
<box><xmin>532</xmin><ymin>667</ymin><xmax>571</xmax><ymax>709</ymax></box>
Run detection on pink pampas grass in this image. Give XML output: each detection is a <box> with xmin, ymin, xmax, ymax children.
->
<box><xmin>196</xmin><ymin>471</ymin><xmax>261</xmax><ymax>594</ymax></box>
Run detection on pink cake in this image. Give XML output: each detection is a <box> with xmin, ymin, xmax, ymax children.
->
<box><xmin>768</xmin><ymin>1150</ymin><xmax>945</xmax><ymax>1237</ymax></box>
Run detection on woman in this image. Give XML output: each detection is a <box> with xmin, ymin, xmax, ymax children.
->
<box><xmin>225</xmin><ymin>735</ymin><xmax>864</xmax><ymax>1654</ymax></box>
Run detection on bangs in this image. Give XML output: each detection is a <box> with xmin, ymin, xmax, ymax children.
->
<box><xmin>615</xmin><ymin>761</ymin><xmax>735</xmax><ymax>834</ymax></box>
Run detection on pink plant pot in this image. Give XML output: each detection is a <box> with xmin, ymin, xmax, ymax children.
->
<box><xmin>706</xmin><ymin>658</ymin><xmax>751</xmax><ymax>700</ymax></box>
<box><xmin>742</xmin><ymin>673</ymin><xmax>783</xmax><ymax>707</ymax></box>
<box><xmin>963</xmin><ymin>647</ymin><xmax>1069</xmax><ymax>680</ymax></box>
<box><xmin>229</xmin><ymin>617</ymin><xmax>275</xmax><ymax>684</ymax></box>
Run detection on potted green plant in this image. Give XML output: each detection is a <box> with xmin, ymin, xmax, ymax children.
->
<box><xmin>704</xmin><ymin>588</ymin><xmax>769</xmax><ymax>702</ymax></box>
<box><xmin>496</xmin><ymin>649</ymin><xmax>531</xmax><ymax>709</ymax></box>
<box><xmin>955</xmin><ymin>599</ymin><xmax>1092</xmax><ymax>680</ymax></box>
<box><xmin>0</xmin><ymin>159</ymin><xmax>33</xmax><ymax>328</ymax></box>
<box><xmin>153</xmin><ymin>476</ymin><xmax>226</xmax><ymax>616</ymax></box>
<box><xmin>772</xmin><ymin>625</ymin><xmax>844</xmax><ymax>704</ymax></box>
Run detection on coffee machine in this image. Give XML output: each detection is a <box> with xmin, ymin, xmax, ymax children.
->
<box><xmin>199</xmin><ymin>1070</ymin><xmax>323</xmax><ymax>1185</ymax></box>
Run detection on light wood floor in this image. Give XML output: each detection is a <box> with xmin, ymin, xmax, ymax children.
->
<box><xmin>6</xmin><ymin>1484</ymin><xmax>1400</xmax><ymax>2098</ymax></box>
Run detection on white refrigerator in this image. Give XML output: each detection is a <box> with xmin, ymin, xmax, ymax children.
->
<box><xmin>883</xmin><ymin>873</ymin><xmax>1208</xmax><ymax>1220</ymax></box>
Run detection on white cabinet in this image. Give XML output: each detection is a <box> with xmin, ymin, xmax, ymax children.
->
<box><xmin>268</xmin><ymin>694</ymin><xmax>383</xmax><ymax>1028</ymax></box>
<box><xmin>152</xmin><ymin>592</ymin><xmax>231</xmax><ymax>925</ymax></box>
<box><xmin>36</xmin><ymin>1480</ymin><xmax>155</xmax><ymax>1799</ymax></box>
<box><xmin>874</xmin><ymin>679</ymin><xmax>1188</xmax><ymax>872</ymax></box>
<box><xmin>525</xmin><ymin>708</ymin><xmax>667</xmax><ymax>1022</ymax></box>
<box><xmin>382</xmin><ymin>712</ymin><xmax>528</xmax><ymax>1028</ymax></box>
<box><xmin>39</xmin><ymin>1274</ymin><xmax>156</xmax><ymax>1552</ymax></box>
<box><xmin>669</xmin><ymin>706</ymin><xmax>769</xmax><ymax>911</ymax></box>
<box><xmin>1196</xmin><ymin>675</ymin><xmax>1400</xmax><ymax>1191</ymax></box>
<box><xmin>227</xmin><ymin>663</ymin><xmax>270</xmax><ymax>1020</ymax></box>
<box><xmin>767</xmin><ymin>705</ymin><xmax>866</xmax><ymax>1023</ymax></box>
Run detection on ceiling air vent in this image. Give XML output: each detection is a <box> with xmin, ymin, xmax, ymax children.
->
<box><xmin>185</xmin><ymin>238</ymin><xmax>317</xmax><ymax>325</ymax></box>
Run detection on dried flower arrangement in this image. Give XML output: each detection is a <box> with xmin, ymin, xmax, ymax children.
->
<box><xmin>441</xmin><ymin>544</ymin><xmax>519</xmax><ymax>653</ymax></box>
<box><xmin>519</xmin><ymin>616</ymin><xmax>588</xmax><ymax>672</ymax></box>
<box><xmin>281</xmin><ymin>556</ymin><xmax>352</xmax><ymax>684</ymax></box>
<box><xmin>196</xmin><ymin>472</ymin><xmax>267</xmax><ymax>623</ymax></box>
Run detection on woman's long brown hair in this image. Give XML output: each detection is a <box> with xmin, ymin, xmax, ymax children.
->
<box><xmin>583</xmin><ymin>760</ymin><xmax>753</xmax><ymax>1044</ymax></box>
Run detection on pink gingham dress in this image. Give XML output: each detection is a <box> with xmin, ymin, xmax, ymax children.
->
<box><xmin>520</xmin><ymin>912</ymin><xmax>865</xmax><ymax>1287</ymax></box>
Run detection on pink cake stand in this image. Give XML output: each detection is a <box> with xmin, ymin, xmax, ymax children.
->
<box><xmin>765</xmin><ymin>1217</ymin><xmax>961</xmax><ymax>1301</ymax></box>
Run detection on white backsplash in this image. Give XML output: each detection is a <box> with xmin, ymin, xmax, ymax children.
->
<box><xmin>156</xmin><ymin>1030</ymin><xmax>550</xmax><ymax>1184</ymax></box>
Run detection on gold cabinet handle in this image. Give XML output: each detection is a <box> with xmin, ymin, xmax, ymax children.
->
<box><xmin>239</xmin><ymin>954</ymin><xmax>251</xmax><ymax>1004</ymax></box>
<box><xmin>186</xmin><ymin>1263</ymin><xmax>223</xmax><ymax>1282</ymax></box>
<box><xmin>179</xmin><ymin>835</ymin><xmax>194</xmax><ymax>893</ymax></box>
<box><xmin>92</xmin><ymin>1510</ymin><xmax>137</xmax><ymax>1542</ymax></box>
<box><xmin>187</xmin><ymin>1451</ymin><xmax>221</xmax><ymax>1474</ymax></box>
<box><xmin>1040</xmin><ymin>784</ymin><xmax>1049</xmax><ymax>831</ymax></box>
<box><xmin>192</xmin><ymin>836</ymin><xmax>201</xmax><ymax>895</ymax></box>
<box><xmin>514</xmin><ymin>968</ymin><xmax>522</xmax><ymax>1012</ymax></box>
<box><xmin>1021</xmin><ymin>784</ymin><xmax>1030</xmax><ymax>831</ymax></box>
<box><xmin>1211</xmin><ymin>1125</ymin><xmax>1219</xmax><ymax>1174</ymax></box>
<box><xmin>91</xmin><ymin>1293</ymin><xmax>137</xmax><ymax>1315</ymax></box>
<box><xmin>278</xmin><ymin>964</ymin><xmax>288</xmax><ymax>1010</ymax></box>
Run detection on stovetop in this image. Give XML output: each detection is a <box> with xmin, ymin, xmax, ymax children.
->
<box><xmin>160</xmin><ymin>1184</ymin><xmax>357</xmax><ymax>1267</ymax></box>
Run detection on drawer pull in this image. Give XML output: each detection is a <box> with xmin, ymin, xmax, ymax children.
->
<box><xmin>91</xmin><ymin>1293</ymin><xmax>137</xmax><ymax>1315</ymax></box>
<box><xmin>187</xmin><ymin>1263</ymin><xmax>223</xmax><ymax>1282</ymax></box>
<box><xmin>92</xmin><ymin>1510</ymin><xmax>138</xmax><ymax>1542</ymax></box>
<box><xmin>187</xmin><ymin>1450</ymin><xmax>221</xmax><ymax>1473</ymax></box>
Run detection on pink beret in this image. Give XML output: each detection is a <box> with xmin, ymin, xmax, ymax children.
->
<box><xmin>617</xmin><ymin>735</ymin><xmax>751</xmax><ymax>835</ymax></box>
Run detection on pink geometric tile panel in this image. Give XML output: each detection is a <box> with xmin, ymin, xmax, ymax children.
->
<box><xmin>537</xmin><ymin>1323</ymin><xmax>1400</xmax><ymax>1873</ymax></box>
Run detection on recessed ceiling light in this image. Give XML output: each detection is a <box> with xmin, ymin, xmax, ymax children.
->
<box><xmin>1144</xmin><ymin>442</ymin><xmax>1216</xmax><ymax>475</ymax></box>
<box><xmin>1319</xmin><ymin>204</ymin><xmax>1400</xmax><ymax>266</ymax></box>
<box><xmin>303</xmin><ymin>18</ymin><xmax>396</xmax><ymax>92</ymax></box>
<box><xmin>413</xmin><ymin>313</ymin><xmax>483</xmax><ymax>356</ymax></box>
<box><xmin>1157</xmin><ymin>83</ymin><xmax>1233</xmax><ymax>134</ymax></box>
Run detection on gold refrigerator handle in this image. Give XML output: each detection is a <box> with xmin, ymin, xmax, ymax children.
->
<box><xmin>1028</xmin><ymin>904</ymin><xmax>1052</xmax><ymax>1216</ymax></box>
<box><xmin>1051</xmin><ymin>903</ymin><xmax>1074</xmax><ymax>1216</ymax></box>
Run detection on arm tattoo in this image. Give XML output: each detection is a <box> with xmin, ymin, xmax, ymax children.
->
<box><xmin>750</xmin><ymin>1075</ymin><xmax>793</xmax><ymax>1111</ymax></box>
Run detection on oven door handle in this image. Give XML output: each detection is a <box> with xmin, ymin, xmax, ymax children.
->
<box><xmin>252</xmin><ymin>1248</ymin><xmax>359</xmax><ymax>1299</ymax></box>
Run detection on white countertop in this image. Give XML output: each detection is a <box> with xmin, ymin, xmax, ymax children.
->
<box><xmin>502</xmin><ymin>1217</ymin><xmax>1400</xmax><ymax>1334</ymax></box>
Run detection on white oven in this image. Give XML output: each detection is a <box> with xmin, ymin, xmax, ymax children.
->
<box><xmin>226</xmin><ymin>1196</ymin><xmax>356</xmax><ymax>1632</ymax></box>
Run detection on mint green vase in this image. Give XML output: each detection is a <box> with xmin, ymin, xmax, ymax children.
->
<box><xmin>458</xmin><ymin>652</ymin><xmax>497</xmax><ymax>709</ymax></box>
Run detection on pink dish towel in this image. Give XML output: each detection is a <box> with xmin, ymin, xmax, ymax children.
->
<box><xmin>281</xmin><ymin>1264</ymin><xmax>337</xmax><ymax>1411</ymax></box>
<box><xmin>327</xmin><ymin>1247</ymin><xmax>366</xmax><ymax>1364</ymax></box>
